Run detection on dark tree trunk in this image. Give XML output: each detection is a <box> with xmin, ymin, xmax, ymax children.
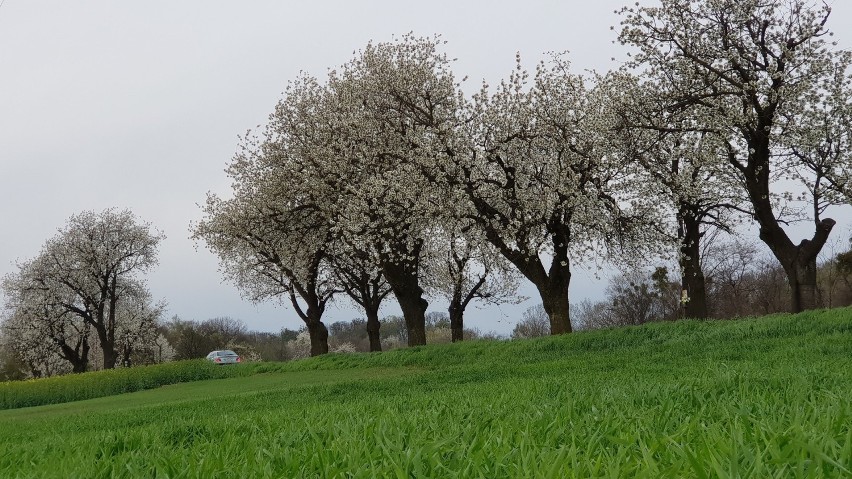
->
<box><xmin>397</xmin><ymin>292</ymin><xmax>427</xmax><ymax>346</ymax></box>
<box><xmin>99</xmin><ymin>277</ymin><xmax>119</xmax><ymax>370</ymax></box>
<box><xmin>490</xmin><ymin>246</ymin><xmax>572</xmax><ymax>335</ymax></box>
<box><xmin>286</xmin><ymin>256</ymin><xmax>331</xmax><ymax>357</ymax></box>
<box><xmin>761</xmin><ymin>236</ymin><xmax>830</xmax><ymax>314</ymax></box>
<box><xmin>479</xmin><ymin>228</ymin><xmax>573</xmax><ymax>335</ymax></box>
<box><xmin>71</xmin><ymin>360</ymin><xmax>88</xmax><ymax>374</ymax></box>
<box><xmin>382</xmin><ymin>260</ymin><xmax>427</xmax><ymax>346</ymax></box>
<box><xmin>539</xmin><ymin>277</ymin><xmax>572</xmax><ymax>335</ymax></box>
<box><xmin>306</xmin><ymin>320</ymin><xmax>329</xmax><ymax>356</ymax></box>
<box><xmin>679</xmin><ymin>213</ymin><xmax>708</xmax><ymax>319</ymax></box>
<box><xmin>778</xmin><ymin>247</ymin><xmax>823</xmax><ymax>313</ymax></box>
<box><xmin>752</xmin><ymin>180</ymin><xmax>835</xmax><ymax>313</ymax></box>
<box><xmin>739</xmin><ymin>120</ymin><xmax>837</xmax><ymax>314</ymax></box>
<box><xmin>794</xmin><ymin>261</ymin><xmax>818</xmax><ymax>311</ymax></box>
<box><xmin>101</xmin><ymin>346</ymin><xmax>118</xmax><ymax>370</ymax></box>
<box><xmin>94</xmin><ymin>322</ymin><xmax>118</xmax><ymax>369</ymax></box>
<box><xmin>365</xmin><ymin>306</ymin><xmax>382</xmax><ymax>352</ymax></box>
<box><xmin>538</xmin><ymin>249</ymin><xmax>573</xmax><ymax>335</ymax></box>
<box><xmin>56</xmin><ymin>335</ymin><xmax>89</xmax><ymax>373</ymax></box>
<box><xmin>449</xmin><ymin>302</ymin><xmax>464</xmax><ymax>342</ymax></box>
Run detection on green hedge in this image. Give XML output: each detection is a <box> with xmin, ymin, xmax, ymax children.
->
<box><xmin>0</xmin><ymin>360</ymin><xmax>248</xmax><ymax>410</ymax></box>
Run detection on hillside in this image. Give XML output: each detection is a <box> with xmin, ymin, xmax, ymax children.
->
<box><xmin>2</xmin><ymin>309</ymin><xmax>852</xmax><ymax>477</ymax></box>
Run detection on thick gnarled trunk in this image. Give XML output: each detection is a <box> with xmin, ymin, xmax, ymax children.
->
<box><xmin>776</xmin><ymin>240</ymin><xmax>834</xmax><ymax>313</ymax></box>
<box><xmin>742</xmin><ymin>121</ymin><xmax>836</xmax><ymax>314</ymax></box>
<box><xmin>94</xmin><ymin>321</ymin><xmax>119</xmax><ymax>369</ymax></box>
<box><xmin>396</xmin><ymin>290</ymin><xmax>427</xmax><ymax>346</ymax></box>
<box><xmin>539</xmin><ymin>279</ymin><xmax>572</xmax><ymax>334</ymax></box>
<box><xmin>101</xmin><ymin>347</ymin><xmax>119</xmax><ymax>370</ymax></box>
<box><xmin>382</xmin><ymin>259</ymin><xmax>428</xmax><ymax>346</ymax></box>
<box><xmin>307</xmin><ymin>320</ymin><xmax>329</xmax><ymax>356</ymax></box>
<box><xmin>498</xmin><ymin>249</ymin><xmax>572</xmax><ymax>334</ymax></box>
<box><xmin>481</xmin><ymin>226</ymin><xmax>573</xmax><ymax>335</ymax></box>
<box><xmin>56</xmin><ymin>335</ymin><xmax>89</xmax><ymax>373</ymax></box>
<box><xmin>789</xmin><ymin>261</ymin><xmax>818</xmax><ymax>312</ymax></box>
<box><xmin>755</xmin><ymin>198</ymin><xmax>835</xmax><ymax>313</ymax></box>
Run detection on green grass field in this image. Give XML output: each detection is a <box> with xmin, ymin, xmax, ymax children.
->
<box><xmin>2</xmin><ymin>309</ymin><xmax>852</xmax><ymax>478</ymax></box>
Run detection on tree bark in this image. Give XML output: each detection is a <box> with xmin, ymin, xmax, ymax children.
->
<box><xmin>365</xmin><ymin>306</ymin><xmax>382</xmax><ymax>352</ymax></box>
<box><xmin>477</xmin><ymin>225</ymin><xmax>573</xmax><ymax>335</ymax></box>
<box><xmin>738</xmin><ymin>112</ymin><xmax>837</xmax><ymax>314</ymax></box>
<box><xmin>94</xmin><ymin>320</ymin><xmax>119</xmax><ymax>369</ymax></box>
<box><xmin>55</xmin><ymin>335</ymin><xmax>89</xmax><ymax>373</ymax></box>
<box><xmin>286</xmin><ymin>264</ymin><xmax>331</xmax><ymax>357</ymax></box>
<box><xmin>71</xmin><ymin>361</ymin><xmax>88</xmax><ymax>374</ymax></box>
<box><xmin>306</xmin><ymin>320</ymin><xmax>329</xmax><ymax>356</ymax></box>
<box><xmin>779</xmin><ymin>247</ymin><xmax>822</xmax><ymax>313</ymax></box>
<box><xmin>101</xmin><ymin>345</ymin><xmax>118</xmax><ymax>370</ymax></box>
<box><xmin>449</xmin><ymin>302</ymin><xmax>464</xmax><ymax>342</ymax></box>
<box><xmin>679</xmin><ymin>213</ymin><xmax>708</xmax><ymax>319</ymax></box>
<box><xmin>382</xmin><ymin>260</ymin><xmax>428</xmax><ymax>346</ymax></box>
<box><xmin>397</xmin><ymin>292</ymin><xmax>427</xmax><ymax>346</ymax></box>
<box><xmin>753</xmin><ymin>186</ymin><xmax>835</xmax><ymax>313</ymax></box>
<box><xmin>100</xmin><ymin>277</ymin><xmax>119</xmax><ymax>369</ymax></box>
<box><xmin>539</xmin><ymin>279</ymin><xmax>572</xmax><ymax>334</ymax></box>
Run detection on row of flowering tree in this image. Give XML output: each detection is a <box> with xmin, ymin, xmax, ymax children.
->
<box><xmin>192</xmin><ymin>38</ymin><xmax>659</xmax><ymax>355</ymax></box>
<box><xmin>195</xmin><ymin>0</ymin><xmax>852</xmax><ymax>356</ymax></box>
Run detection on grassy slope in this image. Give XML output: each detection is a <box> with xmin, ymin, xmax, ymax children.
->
<box><xmin>1</xmin><ymin>309</ymin><xmax>852</xmax><ymax>478</ymax></box>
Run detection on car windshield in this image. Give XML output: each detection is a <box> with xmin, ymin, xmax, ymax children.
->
<box><xmin>219</xmin><ymin>350</ymin><xmax>238</xmax><ymax>356</ymax></box>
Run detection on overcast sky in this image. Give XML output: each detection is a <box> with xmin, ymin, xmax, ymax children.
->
<box><xmin>2</xmin><ymin>1</ymin><xmax>851</xmax><ymax>335</ymax></box>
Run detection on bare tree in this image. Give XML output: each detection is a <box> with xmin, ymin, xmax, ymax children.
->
<box><xmin>703</xmin><ymin>239</ymin><xmax>788</xmax><ymax>318</ymax></box>
<box><xmin>511</xmin><ymin>304</ymin><xmax>551</xmax><ymax>339</ymax></box>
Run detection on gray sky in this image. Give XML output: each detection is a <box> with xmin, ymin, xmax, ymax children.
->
<box><xmin>2</xmin><ymin>1</ymin><xmax>851</xmax><ymax>335</ymax></box>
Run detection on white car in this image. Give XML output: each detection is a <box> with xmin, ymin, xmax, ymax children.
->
<box><xmin>205</xmin><ymin>350</ymin><xmax>241</xmax><ymax>364</ymax></box>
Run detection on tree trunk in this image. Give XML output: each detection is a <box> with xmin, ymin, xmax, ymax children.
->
<box><xmin>679</xmin><ymin>214</ymin><xmax>708</xmax><ymax>319</ymax></box>
<box><xmin>449</xmin><ymin>302</ymin><xmax>464</xmax><ymax>342</ymax></box>
<box><xmin>757</xmin><ymin>218</ymin><xmax>835</xmax><ymax>313</ymax></box>
<box><xmin>501</xmin><ymin>252</ymin><xmax>572</xmax><ymax>335</ymax></box>
<box><xmin>541</xmin><ymin>291</ymin><xmax>571</xmax><ymax>334</ymax></box>
<box><xmin>71</xmin><ymin>360</ymin><xmax>88</xmax><ymax>374</ymax></box>
<box><xmin>365</xmin><ymin>306</ymin><xmax>382</xmax><ymax>352</ymax></box>
<box><xmin>397</xmin><ymin>293</ymin><xmax>427</xmax><ymax>346</ymax></box>
<box><xmin>537</xmin><ymin>270</ymin><xmax>572</xmax><ymax>335</ymax></box>
<box><xmin>477</xmin><ymin>219</ymin><xmax>573</xmax><ymax>335</ymax></box>
<box><xmin>783</xmin><ymin>256</ymin><xmax>819</xmax><ymax>312</ymax></box>
<box><xmin>306</xmin><ymin>320</ymin><xmax>329</xmax><ymax>356</ymax></box>
<box><xmin>743</xmin><ymin>131</ymin><xmax>836</xmax><ymax>314</ymax></box>
<box><xmin>56</xmin><ymin>336</ymin><xmax>89</xmax><ymax>373</ymax></box>
<box><xmin>382</xmin><ymin>260</ymin><xmax>428</xmax><ymax>346</ymax></box>
<box><xmin>101</xmin><ymin>343</ymin><xmax>119</xmax><ymax>370</ymax></box>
